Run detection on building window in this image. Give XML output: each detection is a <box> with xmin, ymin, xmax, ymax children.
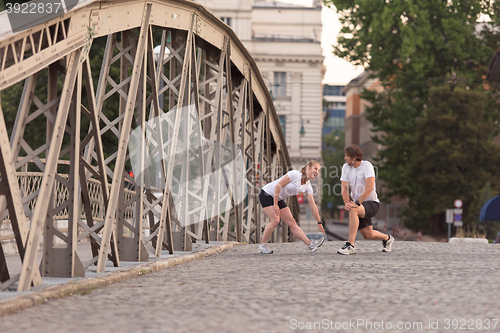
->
<box><xmin>273</xmin><ymin>72</ymin><xmax>287</xmax><ymax>97</ymax></box>
<box><xmin>279</xmin><ymin>115</ymin><xmax>286</xmax><ymax>136</ymax></box>
<box><xmin>327</xmin><ymin>102</ymin><xmax>346</xmax><ymax>110</ymax></box>
<box><xmin>221</xmin><ymin>17</ymin><xmax>232</xmax><ymax>27</ymax></box>
<box><xmin>324</xmin><ymin>117</ymin><xmax>345</xmax><ymax>129</ymax></box>
<box><xmin>323</xmin><ymin>85</ymin><xmax>345</xmax><ymax>96</ymax></box>
<box><xmin>323</xmin><ymin>110</ymin><xmax>345</xmax><ymax>129</ymax></box>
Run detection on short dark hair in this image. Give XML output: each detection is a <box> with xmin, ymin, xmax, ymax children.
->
<box><xmin>344</xmin><ymin>145</ymin><xmax>363</xmax><ymax>161</ymax></box>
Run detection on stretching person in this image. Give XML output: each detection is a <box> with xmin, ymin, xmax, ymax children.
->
<box><xmin>337</xmin><ymin>145</ymin><xmax>394</xmax><ymax>255</ymax></box>
<box><xmin>258</xmin><ymin>160</ymin><xmax>325</xmax><ymax>254</ymax></box>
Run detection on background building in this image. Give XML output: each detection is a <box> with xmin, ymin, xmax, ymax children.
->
<box><xmin>343</xmin><ymin>72</ymin><xmax>381</xmax><ymax>160</ymax></box>
<box><xmin>322</xmin><ymin>84</ymin><xmax>345</xmax><ymax>138</ymax></box>
<box><xmin>195</xmin><ymin>0</ymin><xmax>325</xmax><ymax>202</ymax></box>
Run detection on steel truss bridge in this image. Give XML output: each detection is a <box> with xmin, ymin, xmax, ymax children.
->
<box><xmin>0</xmin><ymin>0</ymin><xmax>297</xmax><ymax>292</ymax></box>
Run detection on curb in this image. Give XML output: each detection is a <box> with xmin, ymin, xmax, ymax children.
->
<box><xmin>324</xmin><ymin>228</ymin><xmax>345</xmax><ymax>241</ymax></box>
<box><xmin>449</xmin><ymin>237</ymin><xmax>489</xmax><ymax>244</ymax></box>
<box><xmin>0</xmin><ymin>241</ymin><xmax>240</xmax><ymax>316</ymax></box>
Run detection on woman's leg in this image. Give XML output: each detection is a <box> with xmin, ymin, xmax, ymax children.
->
<box><xmin>260</xmin><ymin>206</ymin><xmax>280</xmax><ymax>244</ymax></box>
<box><xmin>279</xmin><ymin>207</ymin><xmax>311</xmax><ymax>246</ymax></box>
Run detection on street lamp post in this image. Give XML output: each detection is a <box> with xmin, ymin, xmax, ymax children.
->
<box><xmin>299</xmin><ymin>115</ymin><xmax>306</xmax><ymax>137</ymax></box>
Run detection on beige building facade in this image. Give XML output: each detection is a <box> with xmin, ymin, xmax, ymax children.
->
<box><xmin>195</xmin><ymin>0</ymin><xmax>325</xmax><ymax>196</ymax></box>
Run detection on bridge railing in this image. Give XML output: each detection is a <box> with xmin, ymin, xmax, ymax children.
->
<box><xmin>2</xmin><ymin>166</ymin><xmax>136</xmax><ymax>223</ymax></box>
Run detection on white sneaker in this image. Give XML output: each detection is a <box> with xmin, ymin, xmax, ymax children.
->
<box><xmin>337</xmin><ymin>242</ymin><xmax>355</xmax><ymax>255</ymax></box>
<box><xmin>382</xmin><ymin>235</ymin><xmax>394</xmax><ymax>252</ymax></box>
<box><xmin>258</xmin><ymin>244</ymin><xmax>273</xmax><ymax>254</ymax></box>
<box><xmin>308</xmin><ymin>237</ymin><xmax>325</xmax><ymax>253</ymax></box>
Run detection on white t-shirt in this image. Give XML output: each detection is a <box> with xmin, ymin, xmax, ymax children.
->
<box><xmin>262</xmin><ymin>170</ymin><xmax>313</xmax><ymax>201</ymax></box>
<box><xmin>340</xmin><ymin>160</ymin><xmax>379</xmax><ymax>203</ymax></box>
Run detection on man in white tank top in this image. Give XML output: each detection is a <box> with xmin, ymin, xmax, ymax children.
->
<box><xmin>337</xmin><ymin>145</ymin><xmax>394</xmax><ymax>255</ymax></box>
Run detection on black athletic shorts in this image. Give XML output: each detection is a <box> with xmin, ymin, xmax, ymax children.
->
<box><xmin>259</xmin><ymin>189</ymin><xmax>287</xmax><ymax>209</ymax></box>
<box><xmin>357</xmin><ymin>201</ymin><xmax>380</xmax><ymax>230</ymax></box>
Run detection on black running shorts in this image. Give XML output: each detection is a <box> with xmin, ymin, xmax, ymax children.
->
<box><xmin>357</xmin><ymin>201</ymin><xmax>380</xmax><ymax>230</ymax></box>
<box><xmin>259</xmin><ymin>189</ymin><xmax>287</xmax><ymax>209</ymax></box>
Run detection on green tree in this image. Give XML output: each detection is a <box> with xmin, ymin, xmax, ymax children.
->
<box><xmin>324</xmin><ymin>0</ymin><xmax>500</xmax><ymax>233</ymax></box>
<box><xmin>327</xmin><ymin>0</ymin><xmax>495</xmax><ymax>83</ymax></box>
<box><xmin>407</xmin><ymin>85</ymin><xmax>500</xmax><ymax>233</ymax></box>
<box><xmin>321</xmin><ymin>130</ymin><xmax>345</xmax><ymax>213</ymax></box>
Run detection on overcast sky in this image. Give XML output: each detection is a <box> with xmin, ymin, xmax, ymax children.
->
<box><xmin>320</xmin><ymin>5</ymin><xmax>365</xmax><ymax>85</ymax></box>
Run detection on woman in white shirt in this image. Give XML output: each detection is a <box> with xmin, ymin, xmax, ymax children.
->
<box><xmin>257</xmin><ymin>160</ymin><xmax>325</xmax><ymax>254</ymax></box>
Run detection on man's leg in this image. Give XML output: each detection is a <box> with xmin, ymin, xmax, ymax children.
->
<box><xmin>359</xmin><ymin>225</ymin><xmax>394</xmax><ymax>252</ymax></box>
<box><xmin>347</xmin><ymin>205</ymin><xmax>365</xmax><ymax>245</ymax></box>
<box><xmin>359</xmin><ymin>226</ymin><xmax>390</xmax><ymax>241</ymax></box>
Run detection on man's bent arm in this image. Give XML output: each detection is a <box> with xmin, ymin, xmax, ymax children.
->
<box><xmin>341</xmin><ymin>181</ymin><xmax>350</xmax><ymax>205</ymax></box>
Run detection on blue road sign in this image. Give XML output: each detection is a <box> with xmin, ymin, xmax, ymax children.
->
<box><xmin>454</xmin><ymin>214</ymin><xmax>462</xmax><ymax>221</ymax></box>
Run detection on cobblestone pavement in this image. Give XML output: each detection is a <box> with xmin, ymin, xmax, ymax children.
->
<box><xmin>1</xmin><ymin>240</ymin><xmax>500</xmax><ymax>333</ymax></box>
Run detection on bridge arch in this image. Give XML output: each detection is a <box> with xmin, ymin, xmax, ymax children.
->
<box><xmin>0</xmin><ymin>0</ymin><xmax>297</xmax><ymax>291</ymax></box>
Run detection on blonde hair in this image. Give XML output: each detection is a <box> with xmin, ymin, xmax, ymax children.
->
<box><xmin>300</xmin><ymin>160</ymin><xmax>320</xmax><ymax>179</ymax></box>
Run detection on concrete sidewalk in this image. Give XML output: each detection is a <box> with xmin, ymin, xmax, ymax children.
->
<box><xmin>1</xmin><ymin>240</ymin><xmax>499</xmax><ymax>332</ymax></box>
<box><xmin>0</xmin><ymin>241</ymin><xmax>238</xmax><ymax>315</ymax></box>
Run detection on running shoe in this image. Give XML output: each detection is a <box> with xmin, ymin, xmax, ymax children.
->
<box><xmin>337</xmin><ymin>242</ymin><xmax>355</xmax><ymax>255</ymax></box>
<box><xmin>382</xmin><ymin>234</ymin><xmax>394</xmax><ymax>252</ymax></box>
<box><xmin>258</xmin><ymin>244</ymin><xmax>273</xmax><ymax>254</ymax></box>
<box><xmin>308</xmin><ymin>237</ymin><xmax>325</xmax><ymax>253</ymax></box>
